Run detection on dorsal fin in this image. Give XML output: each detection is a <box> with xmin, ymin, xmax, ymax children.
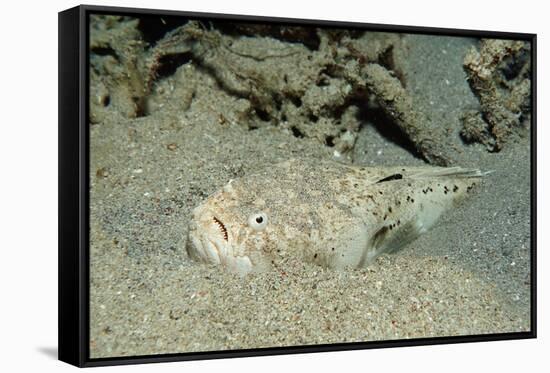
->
<box><xmin>410</xmin><ymin>167</ymin><xmax>489</xmax><ymax>179</ymax></box>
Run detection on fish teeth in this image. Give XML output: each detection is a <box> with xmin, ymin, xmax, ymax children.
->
<box><xmin>212</xmin><ymin>216</ymin><xmax>228</xmax><ymax>241</ymax></box>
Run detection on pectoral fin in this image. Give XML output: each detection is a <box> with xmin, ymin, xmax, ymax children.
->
<box><xmin>359</xmin><ymin>219</ymin><xmax>424</xmax><ymax>267</ymax></box>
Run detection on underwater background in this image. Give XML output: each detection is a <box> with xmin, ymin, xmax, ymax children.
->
<box><xmin>88</xmin><ymin>15</ymin><xmax>531</xmax><ymax>358</ymax></box>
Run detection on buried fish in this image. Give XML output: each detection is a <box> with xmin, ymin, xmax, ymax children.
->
<box><xmin>186</xmin><ymin>158</ymin><xmax>486</xmax><ymax>275</ymax></box>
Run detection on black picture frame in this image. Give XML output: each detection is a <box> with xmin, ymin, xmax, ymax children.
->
<box><xmin>59</xmin><ymin>4</ymin><xmax>537</xmax><ymax>368</ymax></box>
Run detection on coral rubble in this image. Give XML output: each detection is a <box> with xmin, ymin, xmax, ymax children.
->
<box><xmin>462</xmin><ymin>39</ymin><xmax>531</xmax><ymax>151</ymax></box>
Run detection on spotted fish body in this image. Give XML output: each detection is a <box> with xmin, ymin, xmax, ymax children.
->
<box><xmin>186</xmin><ymin>158</ymin><xmax>484</xmax><ymax>276</ymax></box>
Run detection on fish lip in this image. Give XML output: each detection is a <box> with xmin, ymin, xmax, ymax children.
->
<box><xmin>189</xmin><ymin>232</ymin><xmax>253</xmax><ymax>274</ymax></box>
<box><xmin>187</xmin><ymin>218</ymin><xmax>254</xmax><ymax>275</ymax></box>
<box><xmin>186</xmin><ymin>227</ymin><xmax>208</xmax><ymax>262</ymax></box>
<box><xmin>187</xmin><ymin>226</ymin><xmax>221</xmax><ymax>264</ymax></box>
<box><xmin>187</xmin><ymin>216</ymin><xmax>231</xmax><ymax>264</ymax></box>
<box><xmin>204</xmin><ymin>238</ymin><xmax>222</xmax><ymax>264</ymax></box>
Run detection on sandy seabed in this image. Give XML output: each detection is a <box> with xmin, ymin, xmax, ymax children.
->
<box><xmin>89</xmin><ymin>18</ymin><xmax>531</xmax><ymax>358</ymax></box>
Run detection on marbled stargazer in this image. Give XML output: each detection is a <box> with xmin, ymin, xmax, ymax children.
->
<box><xmin>186</xmin><ymin>158</ymin><xmax>486</xmax><ymax>276</ymax></box>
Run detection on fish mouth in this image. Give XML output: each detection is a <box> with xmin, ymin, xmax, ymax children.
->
<box><xmin>212</xmin><ymin>216</ymin><xmax>229</xmax><ymax>241</ymax></box>
<box><xmin>187</xmin><ymin>221</ymin><xmax>225</xmax><ymax>264</ymax></box>
<box><xmin>186</xmin><ymin>217</ymin><xmax>254</xmax><ymax>275</ymax></box>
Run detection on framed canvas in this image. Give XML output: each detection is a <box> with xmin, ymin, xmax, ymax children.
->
<box><xmin>58</xmin><ymin>4</ymin><xmax>536</xmax><ymax>367</ymax></box>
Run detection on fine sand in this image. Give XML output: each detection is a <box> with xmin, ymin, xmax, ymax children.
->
<box><xmin>89</xmin><ymin>26</ymin><xmax>531</xmax><ymax>358</ymax></box>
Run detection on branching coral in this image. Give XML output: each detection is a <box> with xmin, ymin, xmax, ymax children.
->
<box><xmin>90</xmin><ymin>17</ymin><xmax>460</xmax><ymax>165</ymax></box>
<box><xmin>462</xmin><ymin>39</ymin><xmax>531</xmax><ymax>151</ymax></box>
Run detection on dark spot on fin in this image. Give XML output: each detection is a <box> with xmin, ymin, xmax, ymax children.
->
<box><xmin>372</xmin><ymin>226</ymin><xmax>390</xmax><ymax>249</ymax></box>
<box><xmin>376</xmin><ymin>173</ymin><xmax>403</xmax><ymax>183</ymax></box>
<box><xmin>357</xmin><ymin>225</ymin><xmax>390</xmax><ymax>267</ymax></box>
<box><xmin>361</xmin><ymin>219</ymin><xmax>424</xmax><ymax>266</ymax></box>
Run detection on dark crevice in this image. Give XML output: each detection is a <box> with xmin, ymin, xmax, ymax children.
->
<box><xmin>358</xmin><ymin>106</ymin><xmax>422</xmax><ymax>159</ymax></box>
<box><xmin>212</xmin><ymin>22</ymin><xmax>321</xmax><ymax>51</ymax></box>
<box><xmin>291</xmin><ymin>126</ymin><xmax>305</xmax><ymax>138</ymax></box>
<box><xmin>333</xmin><ymin>99</ymin><xmax>361</xmax><ymax>120</ymax></box>
<box><xmin>500</xmin><ymin>49</ymin><xmax>530</xmax><ymax>81</ymax></box>
<box><xmin>378</xmin><ymin>46</ymin><xmax>395</xmax><ymax>71</ymax></box>
<box><xmin>289</xmin><ymin>96</ymin><xmax>302</xmax><ymax>108</ymax></box>
<box><xmin>378</xmin><ymin>46</ymin><xmax>407</xmax><ymax>87</ymax></box>
<box><xmin>308</xmin><ymin>113</ymin><xmax>319</xmax><ymax>123</ymax></box>
<box><xmin>154</xmin><ymin>52</ymin><xmax>193</xmax><ymax>80</ymax></box>
<box><xmin>102</xmin><ymin>95</ymin><xmax>110</xmax><ymax>107</ymax></box>
<box><xmin>91</xmin><ymin>46</ymin><xmax>118</xmax><ymax>59</ymax></box>
<box><xmin>316</xmin><ymin>72</ymin><xmax>331</xmax><ymax>87</ymax></box>
<box><xmin>325</xmin><ymin>135</ymin><xmax>335</xmax><ymax>147</ymax></box>
<box><xmin>255</xmin><ymin>108</ymin><xmax>271</xmax><ymax>122</ymax></box>
<box><xmin>133</xmin><ymin>97</ymin><xmax>146</xmax><ymax>118</ymax></box>
<box><xmin>137</xmin><ymin>16</ymin><xmax>190</xmax><ymax>45</ymax></box>
<box><xmin>274</xmin><ymin>95</ymin><xmax>283</xmax><ymax>111</ymax></box>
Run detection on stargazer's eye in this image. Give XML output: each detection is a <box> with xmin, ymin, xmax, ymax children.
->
<box><xmin>248</xmin><ymin>212</ymin><xmax>268</xmax><ymax>231</ymax></box>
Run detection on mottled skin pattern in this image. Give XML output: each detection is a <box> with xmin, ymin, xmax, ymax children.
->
<box><xmin>187</xmin><ymin>158</ymin><xmax>484</xmax><ymax>275</ymax></box>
